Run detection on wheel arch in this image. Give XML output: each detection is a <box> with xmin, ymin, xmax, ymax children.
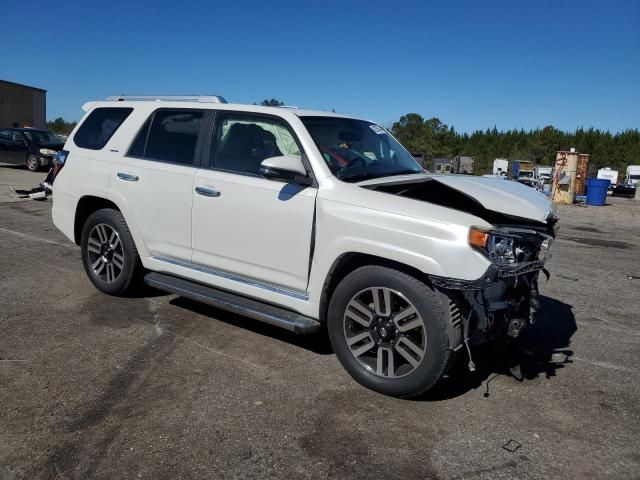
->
<box><xmin>318</xmin><ymin>252</ymin><xmax>434</xmax><ymax>324</ymax></box>
<box><xmin>74</xmin><ymin>196</ymin><xmax>121</xmax><ymax>245</ymax></box>
<box><xmin>319</xmin><ymin>251</ymin><xmax>464</xmax><ymax>355</ymax></box>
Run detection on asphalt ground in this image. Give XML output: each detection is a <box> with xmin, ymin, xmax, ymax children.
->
<box><xmin>1</xmin><ymin>164</ymin><xmax>639</xmax><ymax>479</ymax></box>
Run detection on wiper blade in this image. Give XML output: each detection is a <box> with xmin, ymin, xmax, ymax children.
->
<box><xmin>337</xmin><ymin>169</ymin><xmax>423</xmax><ymax>182</ymax></box>
<box><xmin>336</xmin><ymin>171</ymin><xmax>381</xmax><ymax>182</ymax></box>
<box><xmin>385</xmin><ymin>169</ymin><xmax>423</xmax><ymax>177</ymax></box>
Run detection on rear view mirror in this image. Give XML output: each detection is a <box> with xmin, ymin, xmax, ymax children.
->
<box><xmin>260</xmin><ymin>155</ymin><xmax>312</xmax><ymax>185</ymax></box>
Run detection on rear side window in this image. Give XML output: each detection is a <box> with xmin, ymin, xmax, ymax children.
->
<box><xmin>0</xmin><ymin>129</ymin><xmax>10</xmax><ymax>141</ymax></box>
<box><xmin>128</xmin><ymin>109</ymin><xmax>204</xmax><ymax>165</ymax></box>
<box><xmin>74</xmin><ymin>107</ymin><xmax>133</xmax><ymax>150</ymax></box>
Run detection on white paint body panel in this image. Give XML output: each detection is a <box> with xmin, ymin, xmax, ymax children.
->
<box><xmin>111</xmin><ymin>158</ymin><xmax>195</xmax><ymax>261</ymax></box>
<box><xmin>191</xmin><ymin>169</ymin><xmax>316</xmax><ymax>293</ymax></box>
<box><xmin>53</xmin><ymin>99</ymin><xmax>555</xmax><ymax>322</ymax></box>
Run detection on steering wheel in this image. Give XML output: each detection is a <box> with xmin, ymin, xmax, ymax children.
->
<box><xmin>345</xmin><ymin>156</ymin><xmax>366</xmax><ymax>168</ymax></box>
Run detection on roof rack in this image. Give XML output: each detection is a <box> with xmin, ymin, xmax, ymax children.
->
<box><xmin>104</xmin><ymin>95</ymin><xmax>227</xmax><ymax>104</ymax></box>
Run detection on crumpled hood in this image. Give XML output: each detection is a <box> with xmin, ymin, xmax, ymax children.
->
<box><xmin>358</xmin><ymin>173</ymin><xmax>557</xmax><ymax>224</ymax></box>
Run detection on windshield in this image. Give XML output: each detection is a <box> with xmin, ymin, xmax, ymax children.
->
<box><xmin>22</xmin><ymin>130</ymin><xmax>64</xmax><ymax>144</ymax></box>
<box><xmin>300</xmin><ymin>116</ymin><xmax>423</xmax><ymax>182</ymax></box>
<box><xmin>629</xmin><ymin>174</ymin><xmax>640</xmax><ymax>180</ymax></box>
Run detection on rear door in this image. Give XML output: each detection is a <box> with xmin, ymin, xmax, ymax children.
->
<box><xmin>112</xmin><ymin>108</ymin><xmax>209</xmax><ymax>261</ymax></box>
<box><xmin>191</xmin><ymin>111</ymin><xmax>317</xmax><ymax>294</ymax></box>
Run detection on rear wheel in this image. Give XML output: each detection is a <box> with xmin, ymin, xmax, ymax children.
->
<box><xmin>328</xmin><ymin>266</ymin><xmax>452</xmax><ymax>398</ymax></box>
<box><xmin>26</xmin><ymin>154</ymin><xmax>40</xmax><ymax>172</ymax></box>
<box><xmin>81</xmin><ymin>208</ymin><xmax>142</xmax><ymax>296</ymax></box>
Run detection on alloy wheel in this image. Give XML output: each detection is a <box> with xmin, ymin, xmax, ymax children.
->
<box><xmin>343</xmin><ymin>287</ymin><xmax>427</xmax><ymax>378</ymax></box>
<box><xmin>27</xmin><ymin>155</ymin><xmax>39</xmax><ymax>171</ymax></box>
<box><xmin>87</xmin><ymin>223</ymin><xmax>124</xmax><ymax>283</ymax></box>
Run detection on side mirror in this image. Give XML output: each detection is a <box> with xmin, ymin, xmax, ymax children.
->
<box><xmin>260</xmin><ymin>155</ymin><xmax>312</xmax><ymax>185</ymax></box>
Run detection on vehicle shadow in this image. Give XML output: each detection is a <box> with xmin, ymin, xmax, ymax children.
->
<box><xmin>170</xmin><ymin>296</ymin><xmax>334</xmax><ymax>355</ymax></box>
<box><xmin>163</xmin><ymin>293</ymin><xmax>576</xmax><ymax>395</ymax></box>
<box><xmin>127</xmin><ymin>283</ymin><xmax>168</xmax><ymax>298</ymax></box>
<box><xmin>418</xmin><ymin>295</ymin><xmax>577</xmax><ymax>401</ymax></box>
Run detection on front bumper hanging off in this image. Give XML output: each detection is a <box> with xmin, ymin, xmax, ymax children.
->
<box><xmin>430</xmin><ymin>260</ymin><xmax>546</xmax><ymax>344</ymax></box>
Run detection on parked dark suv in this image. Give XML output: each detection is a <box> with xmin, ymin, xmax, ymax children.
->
<box><xmin>0</xmin><ymin>128</ymin><xmax>65</xmax><ymax>171</ymax></box>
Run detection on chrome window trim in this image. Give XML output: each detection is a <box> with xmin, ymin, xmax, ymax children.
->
<box><xmin>151</xmin><ymin>256</ymin><xmax>308</xmax><ymax>301</ymax></box>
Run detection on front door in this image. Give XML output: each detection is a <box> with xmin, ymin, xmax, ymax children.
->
<box><xmin>192</xmin><ymin>112</ymin><xmax>317</xmax><ymax>294</ymax></box>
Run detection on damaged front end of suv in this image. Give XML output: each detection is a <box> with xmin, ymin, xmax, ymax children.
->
<box><xmin>362</xmin><ymin>174</ymin><xmax>558</xmax><ymax>369</ymax></box>
<box><xmin>431</xmin><ymin>221</ymin><xmax>556</xmax><ymax>370</ymax></box>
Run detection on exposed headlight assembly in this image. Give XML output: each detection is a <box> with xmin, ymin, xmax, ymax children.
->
<box><xmin>39</xmin><ymin>148</ymin><xmax>57</xmax><ymax>155</ymax></box>
<box><xmin>469</xmin><ymin>227</ymin><xmax>551</xmax><ymax>265</ymax></box>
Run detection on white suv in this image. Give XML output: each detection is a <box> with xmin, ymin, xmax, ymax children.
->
<box><xmin>52</xmin><ymin>95</ymin><xmax>557</xmax><ymax>397</ymax></box>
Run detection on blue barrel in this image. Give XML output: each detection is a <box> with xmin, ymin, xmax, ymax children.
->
<box><xmin>585</xmin><ymin>178</ymin><xmax>610</xmax><ymax>206</ymax></box>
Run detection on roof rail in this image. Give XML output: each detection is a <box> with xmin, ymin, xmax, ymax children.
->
<box><xmin>104</xmin><ymin>95</ymin><xmax>228</xmax><ymax>104</ymax></box>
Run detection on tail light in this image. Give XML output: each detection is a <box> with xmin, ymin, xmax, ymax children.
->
<box><xmin>53</xmin><ymin>150</ymin><xmax>69</xmax><ymax>178</ymax></box>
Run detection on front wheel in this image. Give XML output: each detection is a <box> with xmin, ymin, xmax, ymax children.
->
<box><xmin>327</xmin><ymin>266</ymin><xmax>452</xmax><ymax>398</ymax></box>
<box><xmin>80</xmin><ymin>208</ymin><xmax>142</xmax><ymax>296</ymax></box>
<box><xmin>26</xmin><ymin>154</ymin><xmax>40</xmax><ymax>172</ymax></box>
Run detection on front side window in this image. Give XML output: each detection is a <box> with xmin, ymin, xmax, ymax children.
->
<box><xmin>0</xmin><ymin>129</ymin><xmax>10</xmax><ymax>141</ymax></box>
<box><xmin>210</xmin><ymin>114</ymin><xmax>301</xmax><ymax>175</ymax></box>
<box><xmin>74</xmin><ymin>108</ymin><xmax>133</xmax><ymax>150</ymax></box>
<box><xmin>300</xmin><ymin>116</ymin><xmax>423</xmax><ymax>182</ymax></box>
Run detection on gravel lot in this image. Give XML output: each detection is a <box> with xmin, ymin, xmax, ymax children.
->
<box><xmin>1</xmin><ymin>164</ymin><xmax>639</xmax><ymax>479</ymax></box>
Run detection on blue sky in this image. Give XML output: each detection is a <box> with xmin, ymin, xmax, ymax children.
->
<box><xmin>3</xmin><ymin>0</ymin><xmax>638</xmax><ymax>133</ymax></box>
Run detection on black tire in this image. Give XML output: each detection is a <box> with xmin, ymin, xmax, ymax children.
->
<box><xmin>327</xmin><ymin>266</ymin><xmax>452</xmax><ymax>398</ymax></box>
<box><xmin>26</xmin><ymin>154</ymin><xmax>40</xmax><ymax>172</ymax></box>
<box><xmin>80</xmin><ymin>208</ymin><xmax>142</xmax><ymax>296</ymax></box>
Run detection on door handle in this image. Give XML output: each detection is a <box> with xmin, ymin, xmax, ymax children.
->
<box><xmin>117</xmin><ymin>172</ymin><xmax>139</xmax><ymax>182</ymax></box>
<box><xmin>195</xmin><ymin>186</ymin><xmax>221</xmax><ymax>197</ymax></box>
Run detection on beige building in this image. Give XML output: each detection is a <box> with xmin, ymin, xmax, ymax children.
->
<box><xmin>0</xmin><ymin>80</ymin><xmax>47</xmax><ymax>129</ymax></box>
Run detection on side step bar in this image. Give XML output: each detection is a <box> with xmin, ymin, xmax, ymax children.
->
<box><xmin>144</xmin><ymin>272</ymin><xmax>321</xmax><ymax>335</ymax></box>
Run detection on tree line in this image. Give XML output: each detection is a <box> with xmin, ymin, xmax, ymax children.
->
<box><xmin>390</xmin><ymin>113</ymin><xmax>640</xmax><ymax>175</ymax></box>
<box><xmin>47</xmin><ymin>117</ymin><xmax>77</xmax><ymax>135</ymax></box>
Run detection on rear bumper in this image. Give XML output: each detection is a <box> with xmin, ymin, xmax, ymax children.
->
<box><xmin>51</xmin><ymin>190</ymin><xmax>77</xmax><ymax>244</ymax></box>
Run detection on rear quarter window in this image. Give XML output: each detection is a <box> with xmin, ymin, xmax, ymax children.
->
<box><xmin>73</xmin><ymin>107</ymin><xmax>133</xmax><ymax>150</ymax></box>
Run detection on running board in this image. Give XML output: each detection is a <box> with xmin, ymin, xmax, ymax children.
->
<box><xmin>144</xmin><ymin>272</ymin><xmax>321</xmax><ymax>335</ymax></box>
